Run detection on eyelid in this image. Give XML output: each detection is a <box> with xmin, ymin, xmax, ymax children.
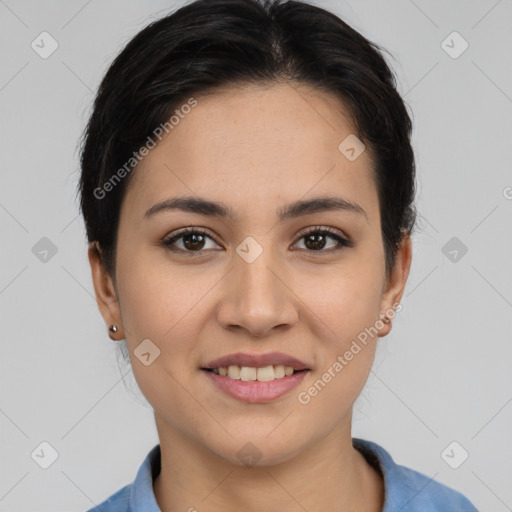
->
<box><xmin>296</xmin><ymin>224</ymin><xmax>349</xmax><ymax>240</ymax></box>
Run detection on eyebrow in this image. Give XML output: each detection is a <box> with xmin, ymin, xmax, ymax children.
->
<box><xmin>144</xmin><ymin>195</ymin><xmax>368</xmax><ymax>222</ymax></box>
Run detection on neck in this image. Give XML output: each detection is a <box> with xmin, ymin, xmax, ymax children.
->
<box><xmin>153</xmin><ymin>412</ymin><xmax>384</xmax><ymax>512</ymax></box>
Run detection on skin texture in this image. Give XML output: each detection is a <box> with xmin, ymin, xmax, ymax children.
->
<box><xmin>88</xmin><ymin>81</ymin><xmax>412</xmax><ymax>512</ymax></box>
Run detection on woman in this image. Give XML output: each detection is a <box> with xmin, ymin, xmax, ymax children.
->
<box><xmin>79</xmin><ymin>0</ymin><xmax>479</xmax><ymax>510</ymax></box>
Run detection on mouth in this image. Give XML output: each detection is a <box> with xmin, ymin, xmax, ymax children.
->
<box><xmin>201</xmin><ymin>366</ymin><xmax>310</xmax><ymax>403</ymax></box>
<box><xmin>201</xmin><ymin>351</ymin><xmax>310</xmax><ymax>375</ymax></box>
<box><xmin>200</xmin><ymin>351</ymin><xmax>311</xmax><ymax>402</ymax></box>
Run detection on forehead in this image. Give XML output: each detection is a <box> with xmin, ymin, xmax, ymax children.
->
<box><xmin>121</xmin><ymin>82</ymin><xmax>379</xmax><ymax>224</ymax></box>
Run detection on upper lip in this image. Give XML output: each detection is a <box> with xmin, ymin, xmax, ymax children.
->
<box><xmin>202</xmin><ymin>351</ymin><xmax>310</xmax><ymax>371</ymax></box>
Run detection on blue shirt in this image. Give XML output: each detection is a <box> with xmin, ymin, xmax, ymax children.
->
<box><xmin>86</xmin><ymin>438</ymin><xmax>479</xmax><ymax>511</ymax></box>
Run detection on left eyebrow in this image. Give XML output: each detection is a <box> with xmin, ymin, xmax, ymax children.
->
<box><xmin>144</xmin><ymin>195</ymin><xmax>368</xmax><ymax>223</ymax></box>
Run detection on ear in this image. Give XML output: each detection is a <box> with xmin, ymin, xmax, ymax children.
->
<box><xmin>377</xmin><ymin>234</ymin><xmax>412</xmax><ymax>337</ymax></box>
<box><xmin>88</xmin><ymin>241</ymin><xmax>123</xmax><ymax>339</ymax></box>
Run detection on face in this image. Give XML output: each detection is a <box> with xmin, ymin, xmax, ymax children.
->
<box><xmin>89</xmin><ymin>82</ymin><xmax>411</xmax><ymax>466</ymax></box>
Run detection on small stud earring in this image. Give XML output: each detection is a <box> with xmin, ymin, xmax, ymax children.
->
<box><xmin>109</xmin><ymin>324</ymin><xmax>118</xmax><ymax>333</ymax></box>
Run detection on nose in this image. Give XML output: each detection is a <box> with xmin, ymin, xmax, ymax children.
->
<box><xmin>216</xmin><ymin>247</ymin><xmax>299</xmax><ymax>338</ymax></box>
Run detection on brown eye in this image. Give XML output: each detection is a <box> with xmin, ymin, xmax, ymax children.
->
<box><xmin>162</xmin><ymin>228</ymin><xmax>220</xmax><ymax>253</ymax></box>
<box><xmin>293</xmin><ymin>227</ymin><xmax>354</xmax><ymax>253</ymax></box>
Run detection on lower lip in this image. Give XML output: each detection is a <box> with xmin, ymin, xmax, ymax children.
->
<box><xmin>201</xmin><ymin>369</ymin><xmax>310</xmax><ymax>403</ymax></box>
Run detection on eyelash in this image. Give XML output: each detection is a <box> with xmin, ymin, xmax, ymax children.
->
<box><xmin>161</xmin><ymin>226</ymin><xmax>354</xmax><ymax>256</ymax></box>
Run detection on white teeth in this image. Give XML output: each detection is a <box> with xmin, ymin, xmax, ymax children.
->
<box><xmin>274</xmin><ymin>365</ymin><xmax>285</xmax><ymax>378</ymax></box>
<box><xmin>211</xmin><ymin>364</ymin><xmax>299</xmax><ymax>381</ymax></box>
<box><xmin>227</xmin><ymin>365</ymin><xmax>241</xmax><ymax>379</ymax></box>
<box><xmin>240</xmin><ymin>366</ymin><xmax>257</xmax><ymax>381</ymax></box>
<box><xmin>256</xmin><ymin>365</ymin><xmax>275</xmax><ymax>381</ymax></box>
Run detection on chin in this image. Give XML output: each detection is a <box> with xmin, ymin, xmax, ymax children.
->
<box><xmin>203</xmin><ymin>429</ymin><xmax>307</xmax><ymax>469</ymax></box>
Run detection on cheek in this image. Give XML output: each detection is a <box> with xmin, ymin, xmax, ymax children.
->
<box><xmin>116</xmin><ymin>250</ymin><xmax>224</xmax><ymax>385</ymax></box>
<box><xmin>116</xmin><ymin>246</ymin><xmax>208</xmax><ymax>339</ymax></box>
<box><xmin>295</xmin><ymin>267</ymin><xmax>383</xmax><ymax>418</ymax></box>
<box><xmin>298</xmin><ymin>257</ymin><xmax>384</xmax><ymax>343</ymax></box>
<box><xmin>116</xmin><ymin>255</ymin><xmax>212</xmax><ymax>425</ymax></box>
<box><xmin>293</xmin><ymin>253</ymin><xmax>384</xmax><ymax>402</ymax></box>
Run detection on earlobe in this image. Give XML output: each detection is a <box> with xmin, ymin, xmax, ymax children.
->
<box><xmin>88</xmin><ymin>241</ymin><xmax>123</xmax><ymax>338</ymax></box>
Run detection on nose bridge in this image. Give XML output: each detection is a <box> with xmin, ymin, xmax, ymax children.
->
<box><xmin>237</xmin><ymin>244</ymin><xmax>280</xmax><ymax>301</ymax></box>
<box><xmin>217</xmin><ymin>235</ymin><xmax>298</xmax><ymax>335</ymax></box>
<box><xmin>236</xmin><ymin>235</ymin><xmax>283</xmax><ymax>306</ymax></box>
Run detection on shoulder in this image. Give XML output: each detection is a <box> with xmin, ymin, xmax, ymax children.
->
<box><xmin>85</xmin><ymin>484</ymin><xmax>131</xmax><ymax>512</ymax></box>
<box><xmin>353</xmin><ymin>438</ymin><xmax>479</xmax><ymax>512</ymax></box>
<box><xmin>84</xmin><ymin>444</ymin><xmax>162</xmax><ymax>512</ymax></box>
<box><xmin>387</xmin><ymin>461</ymin><xmax>479</xmax><ymax>511</ymax></box>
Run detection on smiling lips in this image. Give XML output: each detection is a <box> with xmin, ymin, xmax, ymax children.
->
<box><xmin>201</xmin><ymin>351</ymin><xmax>311</xmax><ymax>403</ymax></box>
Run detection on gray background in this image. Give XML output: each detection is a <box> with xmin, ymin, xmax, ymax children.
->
<box><xmin>0</xmin><ymin>0</ymin><xmax>511</xmax><ymax>510</ymax></box>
